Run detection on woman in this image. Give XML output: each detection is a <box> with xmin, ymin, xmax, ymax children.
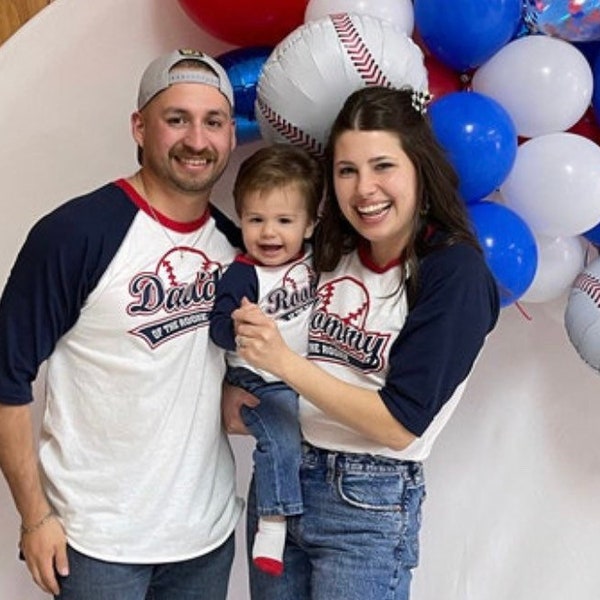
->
<box><xmin>229</xmin><ymin>85</ymin><xmax>500</xmax><ymax>600</ymax></box>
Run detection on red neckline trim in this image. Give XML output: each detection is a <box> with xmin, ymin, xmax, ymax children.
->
<box><xmin>115</xmin><ymin>178</ymin><xmax>209</xmax><ymax>234</ymax></box>
<box><xmin>236</xmin><ymin>247</ymin><xmax>307</xmax><ymax>267</ymax></box>
<box><xmin>357</xmin><ymin>240</ymin><xmax>402</xmax><ymax>273</ymax></box>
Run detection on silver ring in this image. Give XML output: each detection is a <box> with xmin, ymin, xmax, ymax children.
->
<box><xmin>235</xmin><ymin>335</ymin><xmax>245</xmax><ymax>348</ymax></box>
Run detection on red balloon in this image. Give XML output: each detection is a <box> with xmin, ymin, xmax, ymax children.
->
<box><xmin>178</xmin><ymin>0</ymin><xmax>308</xmax><ymax>47</ymax></box>
<box><xmin>424</xmin><ymin>54</ymin><xmax>465</xmax><ymax>100</ymax></box>
<box><xmin>567</xmin><ymin>106</ymin><xmax>600</xmax><ymax>145</ymax></box>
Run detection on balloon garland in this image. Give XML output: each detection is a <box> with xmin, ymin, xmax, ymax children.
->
<box><xmin>177</xmin><ymin>0</ymin><xmax>600</xmax><ymax>367</ymax></box>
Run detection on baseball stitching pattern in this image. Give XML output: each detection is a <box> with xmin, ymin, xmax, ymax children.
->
<box><xmin>574</xmin><ymin>272</ymin><xmax>600</xmax><ymax>308</ymax></box>
<box><xmin>256</xmin><ymin>97</ymin><xmax>325</xmax><ymax>157</ymax></box>
<box><xmin>331</xmin><ymin>13</ymin><xmax>391</xmax><ymax>87</ymax></box>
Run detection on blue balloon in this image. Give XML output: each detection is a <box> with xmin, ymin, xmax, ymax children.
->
<box><xmin>583</xmin><ymin>220</ymin><xmax>600</xmax><ymax>245</ymax></box>
<box><xmin>593</xmin><ymin>53</ymin><xmax>600</xmax><ymax>124</ymax></box>
<box><xmin>429</xmin><ymin>91</ymin><xmax>518</xmax><ymax>203</ymax></box>
<box><xmin>217</xmin><ymin>46</ymin><xmax>273</xmax><ymax>144</ymax></box>
<box><xmin>573</xmin><ymin>40</ymin><xmax>600</xmax><ymax>67</ymax></box>
<box><xmin>414</xmin><ymin>0</ymin><xmax>522</xmax><ymax>72</ymax></box>
<box><xmin>468</xmin><ymin>201</ymin><xmax>538</xmax><ymax>307</ymax></box>
<box><xmin>512</xmin><ymin>15</ymin><xmax>532</xmax><ymax>40</ymax></box>
<box><xmin>234</xmin><ymin>117</ymin><xmax>264</xmax><ymax>146</ymax></box>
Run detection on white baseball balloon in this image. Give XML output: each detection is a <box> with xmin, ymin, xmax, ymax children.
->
<box><xmin>565</xmin><ymin>256</ymin><xmax>600</xmax><ymax>373</ymax></box>
<box><xmin>304</xmin><ymin>0</ymin><xmax>414</xmax><ymax>35</ymax></box>
<box><xmin>255</xmin><ymin>13</ymin><xmax>427</xmax><ymax>156</ymax></box>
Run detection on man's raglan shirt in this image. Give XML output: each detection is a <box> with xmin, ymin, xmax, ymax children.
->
<box><xmin>0</xmin><ymin>179</ymin><xmax>244</xmax><ymax>562</ymax></box>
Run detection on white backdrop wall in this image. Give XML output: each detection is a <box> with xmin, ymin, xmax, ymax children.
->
<box><xmin>0</xmin><ymin>1</ymin><xmax>598</xmax><ymax>599</ymax></box>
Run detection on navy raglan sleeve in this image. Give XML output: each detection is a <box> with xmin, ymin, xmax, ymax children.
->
<box><xmin>209</xmin><ymin>261</ymin><xmax>259</xmax><ymax>351</ymax></box>
<box><xmin>0</xmin><ymin>185</ymin><xmax>136</xmax><ymax>405</ymax></box>
<box><xmin>210</xmin><ymin>204</ymin><xmax>244</xmax><ymax>250</ymax></box>
<box><xmin>379</xmin><ymin>243</ymin><xmax>500</xmax><ymax>436</ymax></box>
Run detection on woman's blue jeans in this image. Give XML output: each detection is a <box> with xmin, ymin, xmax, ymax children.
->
<box><xmin>54</xmin><ymin>534</ymin><xmax>234</xmax><ymax>600</ymax></box>
<box><xmin>227</xmin><ymin>366</ymin><xmax>303</xmax><ymax>516</ymax></box>
<box><xmin>246</xmin><ymin>442</ymin><xmax>426</xmax><ymax>600</ymax></box>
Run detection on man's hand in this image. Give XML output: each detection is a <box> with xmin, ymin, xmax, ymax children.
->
<box><xmin>20</xmin><ymin>515</ymin><xmax>68</xmax><ymax>595</ymax></box>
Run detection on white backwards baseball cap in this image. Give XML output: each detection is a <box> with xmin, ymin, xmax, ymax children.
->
<box><xmin>137</xmin><ymin>49</ymin><xmax>235</xmax><ymax>110</ymax></box>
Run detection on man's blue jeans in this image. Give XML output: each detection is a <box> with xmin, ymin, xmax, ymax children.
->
<box><xmin>247</xmin><ymin>442</ymin><xmax>426</xmax><ymax>600</ymax></box>
<box><xmin>55</xmin><ymin>534</ymin><xmax>234</xmax><ymax>600</ymax></box>
<box><xmin>227</xmin><ymin>366</ymin><xmax>303</xmax><ymax>517</ymax></box>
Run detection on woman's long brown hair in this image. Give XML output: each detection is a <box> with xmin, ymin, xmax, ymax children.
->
<box><xmin>314</xmin><ymin>86</ymin><xmax>481</xmax><ymax>307</ymax></box>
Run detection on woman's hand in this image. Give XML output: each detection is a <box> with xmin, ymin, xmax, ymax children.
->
<box><xmin>231</xmin><ymin>303</ymin><xmax>416</xmax><ymax>450</ymax></box>
<box><xmin>232</xmin><ymin>298</ymin><xmax>291</xmax><ymax>379</ymax></box>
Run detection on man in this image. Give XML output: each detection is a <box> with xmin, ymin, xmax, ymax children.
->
<box><xmin>0</xmin><ymin>48</ymin><xmax>245</xmax><ymax>599</ymax></box>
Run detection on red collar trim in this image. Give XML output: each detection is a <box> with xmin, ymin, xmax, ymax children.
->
<box><xmin>357</xmin><ymin>240</ymin><xmax>402</xmax><ymax>273</ymax></box>
<box><xmin>236</xmin><ymin>247</ymin><xmax>307</xmax><ymax>267</ymax></box>
<box><xmin>115</xmin><ymin>178</ymin><xmax>209</xmax><ymax>233</ymax></box>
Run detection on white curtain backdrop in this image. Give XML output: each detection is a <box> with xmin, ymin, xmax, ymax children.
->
<box><xmin>0</xmin><ymin>1</ymin><xmax>598</xmax><ymax>599</ymax></box>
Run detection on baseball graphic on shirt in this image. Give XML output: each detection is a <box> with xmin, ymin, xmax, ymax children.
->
<box><xmin>255</xmin><ymin>12</ymin><xmax>427</xmax><ymax>156</ymax></box>
<box><xmin>157</xmin><ymin>248</ymin><xmax>220</xmax><ymax>287</ymax></box>
<box><xmin>282</xmin><ymin>261</ymin><xmax>315</xmax><ymax>292</ymax></box>
<box><xmin>261</xmin><ymin>260</ymin><xmax>316</xmax><ymax>321</ymax></box>
<box><xmin>316</xmin><ymin>276</ymin><xmax>370</xmax><ymax>328</ymax></box>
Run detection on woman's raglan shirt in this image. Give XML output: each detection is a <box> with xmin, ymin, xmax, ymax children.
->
<box><xmin>303</xmin><ymin>235</ymin><xmax>500</xmax><ymax>461</ymax></box>
<box><xmin>0</xmin><ymin>178</ymin><xmax>244</xmax><ymax>562</ymax></box>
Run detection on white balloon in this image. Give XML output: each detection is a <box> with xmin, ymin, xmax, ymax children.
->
<box><xmin>304</xmin><ymin>0</ymin><xmax>414</xmax><ymax>35</ymax></box>
<box><xmin>256</xmin><ymin>13</ymin><xmax>427</xmax><ymax>156</ymax></box>
<box><xmin>472</xmin><ymin>35</ymin><xmax>593</xmax><ymax>138</ymax></box>
<box><xmin>520</xmin><ymin>234</ymin><xmax>585</xmax><ymax>304</ymax></box>
<box><xmin>500</xmin><ymin>132</ymin><xmax>600</xmax><ymax>237</ymax></box>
